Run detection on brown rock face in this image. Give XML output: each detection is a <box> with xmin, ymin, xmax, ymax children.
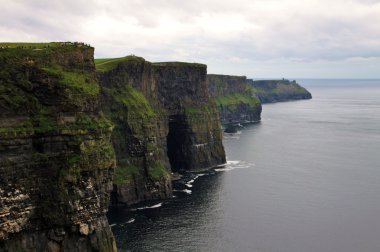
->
<box><xmin>0</xmin><ymin>44</ymin><xmax>117</xmax><ymax>251</ymax></box>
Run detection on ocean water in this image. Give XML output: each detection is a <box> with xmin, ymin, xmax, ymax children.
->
<box><xmin>108</xmin><ymin>79</ymin><xmax>380</xmax><ymax>252</ymax></box>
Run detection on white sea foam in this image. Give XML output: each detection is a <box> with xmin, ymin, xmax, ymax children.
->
<box><xmin>185</xmin><ymin>175</ymin><xmax>199</xmax><ymax>188</ymax></box>
<box><xmin>137</xmin><ymin>202</ymin><xmax>163</xmax><ymax>210</ymax></box>
<box><xmin>109</xmin><ymin>223</ymin><xmax>117</xmax><ymax>227</ymax></box>
<box><xmin>183</xmin><ymin>189</ymin><xmax>192</xmax><ymax>194</ymax></box>
<box><xmin>126</xmin><ymin>218</ymin><xmax>135</xmax><ymax>224</ymax></box>
<box><xmin>214</xmin><ymin>160</ymin><xmax>254</xmax><ymax>172</ymax></box>
<box><xmin>174</xmin><ymin>189</ymin><xmax>192</xmax><ymax>194</ymax></box>
<box><xmin>227</xmin><ymin>160</ymin><xmax>240</xmax><ymax>165</ymax></box>
<box><xmin>184</xmin><ymin>173</ymin><xmax>206</xmax><ymax>187</ymax></box>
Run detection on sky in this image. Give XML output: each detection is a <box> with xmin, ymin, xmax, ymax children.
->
<box><xmin>1</xmin><ymin>0</ymin><xmax>380</xmax><ymax>78</ymax></box>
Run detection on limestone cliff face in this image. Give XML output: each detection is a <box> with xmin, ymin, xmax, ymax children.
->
<box><xmin>0</xmin><ymin>45</ymin><xmax>228</xmax><ymax>250</ymax></box>
<box><xmin>0</xmin><ymin>44</ymin><xmax>117</xmax><ymax>251</ymax></box>
<box><xmin>207</xmin><ymin>74</ymin><xmax>262</xmax><ymax>124</ymax></box>
<box><xmin>97</xmin><ymin>57</ymin><xmax>172</xmax><ymax>206</ymax></box>
<box><xmin>153</xmin><ymin>63</ymin><xmax>226</xmax><ymax>171</ymax></box>
<box><xmin>96</xmin><ymin>58</ymin><xmax>226</xmax><ymax>206</ymax></box>
<box><xmin>249</xmin><ymin>79</ymin><xmax>312</xmax><ymax>103</ymax></box>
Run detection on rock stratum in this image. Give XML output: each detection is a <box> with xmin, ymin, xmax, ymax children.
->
<box><xmin>0</xmin><ymin>43</ymin><xmax>226</xmax><ymax>251</ymax></box>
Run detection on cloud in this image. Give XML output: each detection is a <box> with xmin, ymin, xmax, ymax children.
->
<box><xmin>1</xmin><ymin>0</ymin><xmax>379</xmax><ymax>77</ymax></box>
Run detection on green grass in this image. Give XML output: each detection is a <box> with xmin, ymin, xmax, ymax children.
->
<box><xmin>148</xmin><ymin>161</ymin><xmax>169</xmax><ymax>180</ymax></box>
<box><xmin>104</xmin><ymin>85</ymin><xmax>156</xmax><ymax>118</ymax></box>
<box><xmin>42</xmin><ymin>65</ymin><xmax>99</xmax><ymax>96</ymax></box>
<box><xmin>184</xmin><ymin>99</ymin><xmax>216</xmax><ymax>115</ymax></box>
<box><xmin>152</xmin><ymin>61</ymin><xmax>206</xmax><ymax>68</ymax></box>
<box><xmin>0</xmin><ymin>42</ymin><xmax>91</xmax><ymax>49</ymax></box>
<box><xmin>95</xmin><ymin>55</ymin><xmax>145</xmax><ymax>72</ymax></box>
<box><xmin>215</xmin><ymin>93</ymin><xmax>261</xmax><ymax>107</ymax></box>
<box><xmin>113</xmin><ymin>165</ymin><xmax>140</xmax><ymax>185</ymax></box>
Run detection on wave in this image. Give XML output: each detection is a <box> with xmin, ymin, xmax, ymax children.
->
<box><xmin>173</xmin><ymin>189</ymin><xmax>192</xmax><ymax>194</ymax></box>
<box><xmin>214</xmin><ymin>160</ymin><xmax>254</xmax><ymax>172</ymax></box>
<box><xmin>110</xmin><ymin>217</ymin><xmax>135</xmax><ymax>227</ymax></box>
<box><xmin>125</xmin><ymin>218</ymin><xmax>135</xmax><ymax>224</ymax></box>
<box><xmin>185</xmin><ymin>175</ymin><xmax>199</xmax><ymax>188</ymax></box>
<box><xmin>137</xmin><ymin>202</ymin><xmax>163</xmax><ymax>210</ymax></box>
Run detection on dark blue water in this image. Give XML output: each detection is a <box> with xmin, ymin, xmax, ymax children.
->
<box><xmin>108</xmin><ymin>79</ymin><xmax>380</xmax><ymax>252</ymax></box>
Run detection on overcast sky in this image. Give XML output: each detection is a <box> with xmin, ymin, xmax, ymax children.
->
<box><xmin>1</xmin><ymin>0</ymin><xmax>380</xmax><ymax>78</ymax></box>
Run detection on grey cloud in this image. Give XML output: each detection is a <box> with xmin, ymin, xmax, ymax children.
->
<box><xmin>0</xmin><ymin>0</ymin><xmax>379</xmax><ymax>77</ymax></box>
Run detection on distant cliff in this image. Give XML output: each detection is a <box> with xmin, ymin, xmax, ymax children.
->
<box><xmin>0</xmin><ymin>43</ymin><xmax>117</xmax><ymax>251</ymax></box>
<box><xmin>249</xmin><ymin>79</ymin><xmax>312</xmax><ymax>103</ymax></box>
<box><xmin>207</xmin><ymin>74</ymin><xmax>262</xmax><ymax>124</ymax></box>
<box><xmin>96</xmin><ymin>58</ymin><xmax>226</xmax><ymax>206</ymax></box>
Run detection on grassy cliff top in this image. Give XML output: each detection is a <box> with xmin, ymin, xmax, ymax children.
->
<box><xmin>208</xmin><ymin>74</ymin><xmax>247</xmax><ymax>78</ymax></box>
<box><xmin>94</xmin><ymin>55</ymin><xmax>145</xmax><ymax>72</ymax></box>
<box><xmin>152</xmin><ymin>61</ymin><xmax>206</xmax><ymax>68</ymax></box>
<box><xmin>214</xmin><ymin>93</ymin><xmax>261</xmax><ymax>107</ymax></box>
<box><xmin>0</xmin><ymin>42</ymin><xmax>91</xmax><ymax>49</ymax></box>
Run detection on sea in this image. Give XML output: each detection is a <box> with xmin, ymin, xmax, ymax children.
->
<box><xmin>108</xmin><ymin>79</ymin><xmax>380</xmax><ymax>252</ymax></box>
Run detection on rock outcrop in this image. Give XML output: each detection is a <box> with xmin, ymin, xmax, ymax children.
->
<box><xmin>0</xmin><ymin>43</ymin><xmax>117</xmax><ymax>251</ymax></box>
<box><xmin>96</xmin><ymin>58</ymin><xmax>226</xmax><ymax>205</ymax></box>
<box><xmin>249</xmin><ymin>79</ymin><xmax>312</xmax><ymax>103</ymax></box>
<box><xmin>207</xmin><ymin>74</ymin><xmax>262</xmax><ymax>124</ymax></box>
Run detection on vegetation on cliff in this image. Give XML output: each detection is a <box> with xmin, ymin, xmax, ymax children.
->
<box><xmin>152</xmin><ymin>61</ymin><xmax>206</xmax><ymax>68</ymax></box>
<box><xmin>100</xmin><ymin>83</ymin><xmax>168</xmax><ymax>184</ymax></box>
<box><xmin>95</xmin><ymin>55</ymin><xmax>145</xmax><ymax>72</ymax></box>
<box><xmin>207</xmin><ymin>74</ymin><xmax>262</xmax><ymax>124</ymax></box>
<box><xmin>97</xmin><ymin>57</ymin><xmax>172</xmax><ymax>205</ymax></box>
<box><xmin>214</xmin><ymin>92</ymin><xmax>260</xmax><ymax>109</ymax></box>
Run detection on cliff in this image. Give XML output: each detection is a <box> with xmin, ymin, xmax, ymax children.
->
<box><xmin>249</xmin><ymin>79</ymin><xmax>312</xmax><ymax>103</ymax></box>
<box><xmin>207</xmin><ymin>74</ymin><xmax>262</xmax><ymax>124</ymax></box>
<box><xmin>153</xmin><ymin>63</ymin><xmax>226</xmax><ymax>171</ymax></box>
<box><xmin>0</xmin><ymin>43</ymin><xmax>117</xmax><ymax>251</ymax></box>
<box><xmin>97</xmin><ymin>56</ymin><xmax>172</xmax><ymax>206</ymax></box>
<box><xmin>96</xmin><ymin>58</ymin><xmax>226</xmax><ymax>205</ymax></box>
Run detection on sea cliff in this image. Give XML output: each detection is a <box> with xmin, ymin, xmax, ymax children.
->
<box><xmin>249</xmin><ymin>79</ymin><xmax>312</xmax><ymax>103</ymax></box>
<box><xmin>96</xmin><ymin>58</ymin><xmax>226</xmax><ymax>206</ymax></box>
<box><xmin>207</xmin><ymin>74</ymin><xmax>262</xmax><ymax>125</ymax></box>
<box><xmin>0</xmin><ymin>44</ymin><xmax>226</xmax><ymax>251</ymax></box>
<box><xmin>0</xmin><ymin>43</ymin><xmax>117</xmax><ymax>251</ymax></box>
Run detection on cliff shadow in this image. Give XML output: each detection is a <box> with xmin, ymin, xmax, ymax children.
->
<box><xmin>167</xmin><ymin>114</ymin><xmax>192</xmax><ymax>172</ymax></box>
